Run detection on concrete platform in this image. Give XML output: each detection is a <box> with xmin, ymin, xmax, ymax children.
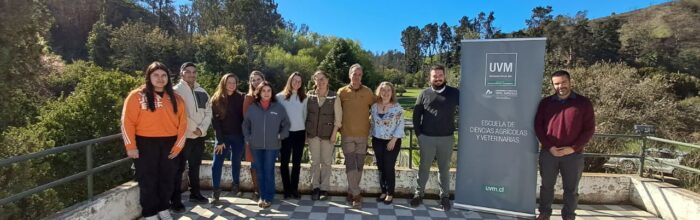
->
<box><xmin>172</xmin><ymin>191</ymin><xmax>660</xmax><ymax>220</ymax></box>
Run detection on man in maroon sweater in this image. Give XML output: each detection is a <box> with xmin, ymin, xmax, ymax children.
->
<box><xmin>534</xmin><ymin>70</ymin><xmax>595</xmax><ymax>220</ymax></box>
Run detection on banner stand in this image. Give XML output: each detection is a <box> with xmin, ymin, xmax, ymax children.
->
<box><xmin>454</xmin><ymin>38</ymin><xmax>546</xmax><ymax>219</ymax></box>
<box><xmin>454</xmin><ymin>204</ymin><xmax>534</xmax><ymax>218</ymax></box>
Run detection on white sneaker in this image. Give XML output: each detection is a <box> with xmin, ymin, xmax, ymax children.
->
<box><xmin>157</xmin><ymin>210</ymin><xmax>173</xmax><ymax>220</ymax></box>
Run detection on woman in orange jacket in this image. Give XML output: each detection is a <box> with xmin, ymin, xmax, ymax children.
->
<box><xmin>121</xmin><ymin>62</ymin><xmax>187</xmax><ymax>220</ymax></box>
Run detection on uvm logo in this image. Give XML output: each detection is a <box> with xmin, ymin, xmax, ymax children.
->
<box><xmin>484</xmin><ymin>185</ymin><xmax>505</xmax><ymax>193</ymax></box>
<box><xmin>489</xmin><ymin>62</ymin><xmax>513</xmax><ymax>72</ymax></box>
<box><xmin>485</xmin><ymin>53</ymin><xmax>518</xmax><ymax>86</ymax></box>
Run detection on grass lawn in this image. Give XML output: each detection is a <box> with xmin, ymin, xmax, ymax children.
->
<box><xmin>397</xmin><ymin>88</ymin><xmax>422</xmax><ymax>119</ymax></box>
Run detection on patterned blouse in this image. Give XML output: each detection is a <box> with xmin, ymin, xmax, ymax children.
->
<box><xmin>370</xmin><ymin>103</ymin><xmax>405</xmax><ymax>140</ymax></box>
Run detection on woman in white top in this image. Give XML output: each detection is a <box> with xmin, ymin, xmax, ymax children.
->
<box><xmin>275</xmin><ymin>72</ymin><xmax>308</xmax><ymax>199</ymax></box>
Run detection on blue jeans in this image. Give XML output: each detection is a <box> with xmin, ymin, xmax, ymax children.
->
<box><xmin>252</xmin><ymin>149</ymin><xmax>279</xmax><ymax>201</ymax></box>
<box><xmin>212</xmin><ymin>134</ymin><xmax>245</xmax><ymax>189</ymax></box>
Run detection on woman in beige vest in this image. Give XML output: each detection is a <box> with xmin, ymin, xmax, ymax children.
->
<box><xmin>305</xmin><ymin>70</ymin><xmax>342</xmax><ymax>200</ymax></box>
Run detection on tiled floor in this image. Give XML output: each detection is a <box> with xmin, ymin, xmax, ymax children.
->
<box><xmin>173</xmin><ymin>191</ymin><xmax>660</xmax><ymax>220</ymax></box>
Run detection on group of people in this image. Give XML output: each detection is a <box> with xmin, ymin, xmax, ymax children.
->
<box><xmin>121</xmin><ymin>60</ymin><xmax>594</xmax><ymax>220</ymax></box>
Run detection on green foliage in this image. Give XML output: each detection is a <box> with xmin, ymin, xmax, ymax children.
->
<box><xmin>87</xmin><ymin>14</ymin><xmax>113</xmax><ymax>67</ymax></box>
<box><xmin>262</xmin><ymin>46</ymin><xmax>318</xmax><ymax>91</ymax></box>
<box><xmin>110</xmin><ymin>21</ymin><xmax>184</xmax><ymax>72</ymax></box>
<box><xmin>318</xmin><ymin>39</ymin><xmax>361</xmax><ymax>90</ymax></box>
<box><xmin>46</xmin><ymin>0</ymin><xmax>156</xmax><ymax>60</ymax></box>
<box><xmin>0</xmin><ymin>0</ymin><xmax>53</xmax><ymax>130</ymax></box>
<box><xmin>395</xmin><ymin>85</ymin><xmax>407</xmax><ymax>96</ymax></box>
<box><xmin>193</xmin><ymin>27</ymin><xmax>248</xmax><ymax>77</ymax></box>
<box><xmin>45</xmin><ymin>60</ymin><xmax>102</xmax><ymax>97</ymax></box>
<box><xmin>1</xmin><ymin>62</ymin><xmax>140</xmax><ymax>219</ymax></box>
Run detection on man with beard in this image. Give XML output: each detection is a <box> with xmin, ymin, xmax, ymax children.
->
<box><xmin>410</xmin><ymin>65</ymin><xmax>459</xmax><ymax>211</ymax></box>
<box><xmin>534</xmin><ymin>70</ymin><xmax>595</xmax><ymax>220</ymax></box>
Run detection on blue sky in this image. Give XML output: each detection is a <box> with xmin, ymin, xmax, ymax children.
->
<box><xmin>176</xmin><ymin>0</ymin><xmax>670</xmax><ymax>53</ymax></box>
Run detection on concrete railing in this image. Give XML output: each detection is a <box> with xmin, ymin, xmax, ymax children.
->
<box><xmin>51</xmin><ymin>161</ymin><xmax>700</xmax><ymax>220</ymax></box>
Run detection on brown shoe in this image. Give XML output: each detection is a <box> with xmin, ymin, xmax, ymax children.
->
<box><xmin>352</xmin><ymin>195</ymin><xmax>362</xmax><ymax>209</ymax></box>
<box><xmin>346</xmin><ymin>193</ymin><xmax>353</xmax><ymax>203</ymax></box>
<box><xmin>536</xmin><ymin>213</ymin><xmax>551</xmax><ymax>220</ymax></box>
<box><xmin>261</xmin><ymin>200</ymin><xmax>272</xmax><ymax>209</ymax></box>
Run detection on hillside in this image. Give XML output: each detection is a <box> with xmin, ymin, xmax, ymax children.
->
<box><xmin>597</xmin><ymin>0</ymin><xmax>700</xmax><ymax>77</ymax></box>
<box><xmin>47</xmin><ymin>0</ymin><xmax>155</xmax><ymax>61</ymax></box>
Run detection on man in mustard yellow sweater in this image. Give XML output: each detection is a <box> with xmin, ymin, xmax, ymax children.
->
<box><xmin>337</xmin><ymin>63</ymin><xmax>375</xmax><ymax>209</ymax></box>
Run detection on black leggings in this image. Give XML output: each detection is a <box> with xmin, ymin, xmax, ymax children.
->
<box><xmin>280</xmin><ymin>130</ymin><xmax>306</xmax><ymax>194</ymax></box>
<box><xmin>134</xmin><ymin>136</ymin><xmax>177</xmax><ymax>217</ymax></box>
<box><xmin>372</xmin><ymin>137</ymin><xmax>401</xmax><ymax>195</ymax></box>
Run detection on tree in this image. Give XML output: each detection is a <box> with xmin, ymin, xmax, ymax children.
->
<box><xmin>318</xmin><ymin>39</ymin><xmax>360</xmax><ymax>90</ymax></box>
<box><xmin>421</xmin><ymin>23</ymin><xmax>439</xmax><ymax>58</ymax></box>
<box><xmin>0</xmin><ymin>0</ymin><xmax>53</xmax><ymax>129</ymax></box>
<box><xmin>401</xmin><ymin>26</ymin><xmax>422</xmax><ymax>74</ymax></box>
<box><xmin>452</xmin><ymin>16</ymin><xmax>479</xmax><ymax>65</ymax></box>
<box><xmin>438</xmin><ymin>22</ymin><xmax>454</xmax><ymax>66</ymax></box>
<box><xmin>224</xmin><ymin>0</ymin><xmax>284</xmax><ymax>69</ymax></box>
<box><xmin>174</xmin><ymin>4</ymin><xmax>197</xmax><ymax>38</ymax></box>
<box><xmin>262</xmin><ymin>46</ymin><xmax>318</xmax><ymax>90</ymax></box>
<box><xmin>482</xmin><ymin>12</ymin><xmax>500</xmax><ymax>39</ymax></box>
<box><xmin>87</xmin><ymin>12</ymin><xmax>113</xmax><ymax>67</ymax></box>
<box><xmin>140</xmin><ymin>0</ymin><xmax>177</xmax><ymax>33</ymax></box>
<box><xmin>590</xmin><ymin>17</ymin><xmax>622</xmax><ymax>62</ymax></box>
<box><xmin>564</xmin><ymin>12</ymin><xmax>593</xmax><ymax>65</ymax></box>
<box><xmin>525</xmin><ymin>6</ymin><xmax>553</xmax><ymax>37</ymax></box>
<box><xmin>194</xmin><ymin>27</ymin><xmax>248</xmax><ymax>78</ymax></box>
<box><xmin>192</xmin><ymin>0</ymin><xmax>226</xmax><ymax>33</ymax></box>
<box><xmin>110</xmin><ymin>21</ymin><xmax>182</xmax><ymax>72</ymax></box>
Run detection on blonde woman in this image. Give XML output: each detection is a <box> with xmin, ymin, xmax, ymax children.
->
<box><xmin>370</xmin><ymin>81</ymin><xmax>404</xmax><ymax>205</ymax></box>
<box><xmin>243</xmin><ymin>70</ymin><xmax>265</xmax><ymax>200</ymax></box>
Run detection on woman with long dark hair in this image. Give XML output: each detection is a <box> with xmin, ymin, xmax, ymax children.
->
<box><xmin>121</xmin><ymin>61</ymin><xmax>187</xmax><ymax>220</ymax></box>
<box><xmin>243</xmin><ymin>81</ymin><xmax>290</xmax><ymax>208</ymax></box>
<box><xmin>210</xmin><ymin>73</ymin><xmax>245</xmax><ymax>202</ymax></box>
<box><xmin>276</xmin><ymin>72</ymin><xmax>307</xmax><ymax>199</ymax></box>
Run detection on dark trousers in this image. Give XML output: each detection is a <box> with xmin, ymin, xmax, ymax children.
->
<box><xmin>134</xmin><ymin>136</ymin><xmax>177</xmax><ymax>217</ymax></box>
<box><xmin>212</xmin><ymin>134</ymin><xmax>245</xmax><ymax>188</ymax></box>
<box><xmin>279</xmin><ymin>130</ymin><xmax>305</xmax><ymax>195</ymax></box>
<box><xmin>372</xmin><ymin>137</ymin><xmax>401</xmax><ymax>195</ymax></box>
<box><xmin>538</xmin><ymin>150</ymin><xmax>584</xmax><ymax>218</ymax></box>
<box><xmin>252</xmin><ymin>149</ymin><xmax>279</xmax><ymax>201</ymax></box>
<box><xmin>171</xmin><ymin>137</ymin><xmax>205</xmax><ymax>205</ymax></box>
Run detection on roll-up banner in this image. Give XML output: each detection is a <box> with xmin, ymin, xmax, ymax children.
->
<box><xmin>454</xmin><ymin>38</ymin><xmax>546</xmax><ymax>218</ymax></box>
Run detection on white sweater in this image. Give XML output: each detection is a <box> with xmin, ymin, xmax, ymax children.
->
<box><xmin>276</xmin><ymin>92</ymin><xmax>307</xmax><ymax>132</ymax></box>
<box><xmin>174</xmin><ymin>80</ymin><xmax>212</xmax><ymax>139</ymax></box>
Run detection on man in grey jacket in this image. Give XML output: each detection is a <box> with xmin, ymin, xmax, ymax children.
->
<box><xmin>172</xmin><ymin>62</ymin><xmax>212</xmax><ymax>212</ymax></box>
